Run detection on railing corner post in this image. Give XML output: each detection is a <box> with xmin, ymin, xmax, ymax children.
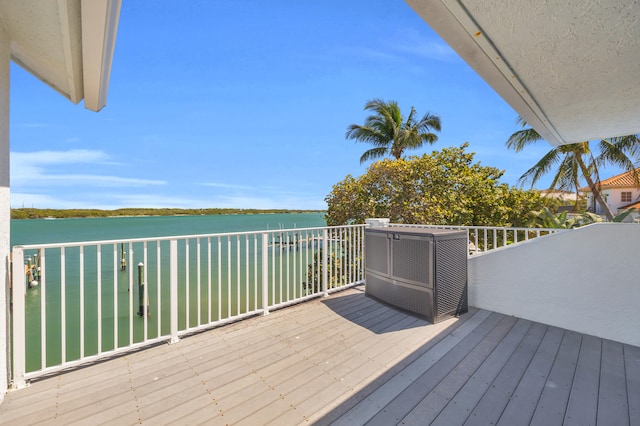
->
<box><xmin>11</xmin><ymin>247</ymin><xmax>27</xmax><ymax>389</ymax></box>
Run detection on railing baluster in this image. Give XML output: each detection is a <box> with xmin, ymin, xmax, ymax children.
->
<box><xmin>61</xmin><ymin>247</ymin><xmax>66</xmax><ymax>364</ymax></box>
<box><xmin>227</xmin><ymin>237</ymin><xmax>231</xmax><ymax>317</ymax></box>
<box><xmin>128</xmin><ymin>242</ymin><xmax>133</xmax><ymax>346</ymax></box>
<box><xmin>322</xmin><ymin>229</ymin><xmax>328</xmax><ymax>296</ymax></box>
<box><xmin>207</xmin><ymin>237</ymin><xmax>212</xmax><ymax>324</ymax></box>
<box><xmin>143</xmin><ymin>241</ymin><xmax>148</xmax><ymax>341</ymax></box>
<box><xmin>261</xmin><ymin>233</ymin><xmax>269</xmax><ymax>315</ymax></box>
<box><xmin>483</xmin><ymin>228</ymin><xmax>488</xmax><ymax>252</ymax></box>
<box><xmin>113</xmin><ymin>243</ymin><xmax>117</xmax><ymax>350</ymax></box>
<box><xmin>97</xmin><ymin>245</ymin><xmax>102</xmax><ymax>354</ymax></box>
<box><xmin>169</xmin><ymin>239</ymin><xmax>178</xmax><ymax>343</ymax></box>
<box><xmin>185</xmin><ymin>239</ymin><xmax>190</xmax><ymax>329</ymax></box>
<box><xmin>253</xmin><ymin>236</ymin><xmax>258</xmax><ymax>310</ymax></box>
<box><xmin>245</xmin><ymin>235</ymin><xmax>249</xmax><ymax>313</ymax></box>
<box><xmin>79</xmin><ymin>246</ymin><xmax>84</xmax><ymax>359</ymax></box>
<box><xmin>196</xmin><ymin>237</ymin><xmax>201</xmax><ymax>327</ymax></box>
<box><xmin>284</xmin><ymin>233</ymin><xmax>289</xmax><ymax>303</ymax></box>
<box><xmin>217</xmin><ymin>237</ymin><xmax>221</xmax><ymax>320</ymax></box>
<box><xmin>236</xmin><ymin>235</ymin><xmax>240</xmax><ymax>315</ymax></box>
<box><xmin>157</xmin><ymin>241</ymin><xmax>162</xmax><ymax>337</ymax></box>
<box><xmin>41</xmin><ymin>249</ymin><xmax>47</xmax><ymax>370</ymax></box>
<box><xmin>292</xmin><ymin>232</ymin><xmax>297</xmax><ymax>300</ymax></box>
<box><xmin>493</xmin><ymin>229</ymin><xmax>497</xmax><ymax>251</ymax></box>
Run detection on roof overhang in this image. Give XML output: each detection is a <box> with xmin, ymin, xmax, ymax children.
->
<box><xmin>405</xmin><ymin>0</ymin><xmax>640</xmax><ymax>146</ymax></box>
<box><xmin>0</xmin><ymin>0</ymin><xmax>121</xmax><ymax>112</ymax></box>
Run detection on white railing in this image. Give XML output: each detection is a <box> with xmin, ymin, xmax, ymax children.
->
<box><xmin>387</xmin><ymin>224</ymin><xmax>568</xmax><ymax>254</ymax></box>
<box><xmin>10</xmin><ymin>224</ymin><xmax>365</xmax><ymax>388</ymax></box>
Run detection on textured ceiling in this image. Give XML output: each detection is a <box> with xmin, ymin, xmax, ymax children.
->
<box><xmin>405</xmin><ymin>0</ymin><xmax>640</xmax><ymax>145</ymax></box>
<box><xmin>0</xmin><ymin>0</ymin><xmax>83</xmax><ymax>104</ymax></box>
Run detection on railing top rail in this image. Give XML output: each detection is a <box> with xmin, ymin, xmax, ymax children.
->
<box><xmin>13</xmin><ymin>223</ymin><xmax>367</xmax><ymax>250</ymax></box>
<box><xmin>388</xmin><ymin>223</ymin><xmax>568</xmax><ymax>234</ymax></box>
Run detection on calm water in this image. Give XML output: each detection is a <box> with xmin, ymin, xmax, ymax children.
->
<box><xmin>11</xmin><ymin>212</ymin><xmax>326</xmax><ymax>246</ymax></box>
<box><xmin>11</xmin><ymin>213</ymin><xmax>327</xmax><ymax>373</ymax></box>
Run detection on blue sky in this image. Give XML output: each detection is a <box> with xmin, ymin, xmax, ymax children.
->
<box><xmin>10</xmin><ymin>0</ymin><xmax>557</xmax><ymax>210</ymax></box>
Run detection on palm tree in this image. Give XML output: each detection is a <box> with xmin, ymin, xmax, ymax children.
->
<box><xmin>346</xmin><ymin>99</ymin><xmax>441</xmax><ymax>164</ymax></box>
<box><xmin>506</xmin><ymin>116</ymin><xmax>640</xmax><ymax>220</ymax></box>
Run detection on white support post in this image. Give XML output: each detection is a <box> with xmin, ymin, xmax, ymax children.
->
<box><xmin>0</xmin><ymin>23</ymin><xmax>10</xmax><ymax>399</ymax></box>
<box><xmin>261</xmin><ymin>233</ymin><xmax>269</xmax><ymax>315</ymax></box>
<box><xmin>322</xmin><ymin>229</ymin><xmax>329</xmax><ymax>297</ymax></box>
<box><xmin>169</xmin><ymin>240</ymin><xmax>179</xmax><ymax>344</ymax></box>
<box><xmin>10</xmin><ymin>248</ymin><xmax>26</xmax><ymax>389</ymax></box>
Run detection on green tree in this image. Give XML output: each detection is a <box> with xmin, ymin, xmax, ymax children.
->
<box><xmin>345</xmin><ymin>99</ymin><xmax>441</xmax><ymax>164</ymax></box>
<box><xmin>506</xmin><ymin>117</ymin><xmax>640</xmax><ymax>220</ymax></box>
<box><xmin>325</xmin><ymin>144</ymin><xmax>546</xmax><ymax>227</ymax></box>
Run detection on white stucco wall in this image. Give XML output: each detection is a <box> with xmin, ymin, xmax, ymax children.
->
<box><xmin>588</xmin><ymin>188</ymin><xmax>640</xmax><ymax>217</ymax></box>
<box><xmin>468</xmin><ymin>223</ymin><xmax>640</xmax><ymax>347</ymax></box>
<box><xmin>0</xmin><ymin>24</ymin><xmax>9</xmax><ymax>402</ymax></box>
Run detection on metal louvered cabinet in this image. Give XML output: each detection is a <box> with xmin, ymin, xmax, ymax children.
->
<box><xmin>364</xmin><ymin>227</ymin><xmax>468</xmax><ymax>323</ymax></box>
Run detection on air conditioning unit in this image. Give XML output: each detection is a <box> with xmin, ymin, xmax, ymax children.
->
<box><xmin>365</xmin><ymin>227</ymin><xmax>468</xmax><ymax>323</ymax></box>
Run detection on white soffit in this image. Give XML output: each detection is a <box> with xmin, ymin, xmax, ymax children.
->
<box><xmin>0</xmin><ymin>0</ymin><xmax>120</xmax><ymax>112</ymax></box>
<box><xmin>81</xmin><ymin>0</ymin><xmax>121</xmax><ymax>112</ymax></box>
<box><xmin>405</xmin><ymin>0</ymin><xmax>640</xmax><ymax>146</ymax></box>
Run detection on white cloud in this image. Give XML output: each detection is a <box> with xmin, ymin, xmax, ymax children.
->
<box><xmin>200</xmin><ymin>182</ymin><xmax>255</xmax><ymax>190</ymax></box>
<box><xmin>12</xmin><ymin>149</ymin><xmax>109</xmax><ymax>165</ymax></box>
<box><xmin>11</xmin><ymin>149</ymin><xmax>166</xmax><ymax>188</ymax></box>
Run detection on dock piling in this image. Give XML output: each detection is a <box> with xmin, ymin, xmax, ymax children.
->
<box><xmin>137</xmin><ymin>262</ymin><xmax>148</xmax><ymax>316</ymax></box>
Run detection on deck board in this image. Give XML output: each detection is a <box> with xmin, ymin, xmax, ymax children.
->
<box><xmin>597</xmin><ymin>340</ymin><xmax>630</xmax><ymax>426</ymax></box>
<box><xmin>496</xmin><ymin>326</ymin><xmax>564</xmax><ymax>425</ymax></box>
<box><xmin>530</xmin><ymin>330</ymin><xmax>581</xmax><ymax>426</ymax></box>
<box><xmin>430</xmin><ymin>318</ymin><xmax>533</xmax><ymax>425</ymax></box>
<box><xmin>563</xmin><ymin>334</ymin><xmax>601</xmax><ymax>426</ymax></box>
<box><xmin>0</xmin><ymin>286</ymin><xmax>637</xmax><ymax>426</ymax></box>
<box><xmin>363</xmin><ymin>311</ymin><xmax>504</xmax><ymax>426</ymax></box>
<box><xmin>464</xmin><ymin>322</ymin><xmax>548</xmax><ymax>426</ymax></box>
<box><xmin>626</xmin><ymin>344</ymin><xmax>640</xmax><ymax>426</ymax></box>
<box><xmin>397</xmin><ymin>315</ymin><xmax>518</xmax><ymax>425</ymax></box>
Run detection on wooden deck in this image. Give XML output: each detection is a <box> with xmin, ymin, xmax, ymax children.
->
<box><xmin>1</xmin><ymin>286</ymin><xmax>638</xmax><ymax>425</ymax></box>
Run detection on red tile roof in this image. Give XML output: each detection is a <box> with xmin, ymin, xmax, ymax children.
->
<box><xmin>581</xmin><ymin>169</ymin><xmax>640</xmax><ymax>192</ymax></box>
<box><xmin>620</xmin><ymin>200</ymin><xmax>640</xmax><ymax>210</ymax></box>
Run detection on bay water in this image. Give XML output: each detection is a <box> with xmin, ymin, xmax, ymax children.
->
<box><xmin>11</xmin><ymin>213</ymin><xmax>327</xmax><ymax>372</ymax></box>
<box><xmin>11</xmin><ymin>212</ymin><xmax>326</xmax><ymax>246</ymax></box>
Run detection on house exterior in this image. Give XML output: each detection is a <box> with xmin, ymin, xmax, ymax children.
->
<box><xmin>581</xmin><ymin>170</ymin><xmax>640</xmax><ymax>219</ymax></box>
<box><xmin>1</xmin><ymin>0</ymin><xmax>639</xmax><ymax>416</ymax></box>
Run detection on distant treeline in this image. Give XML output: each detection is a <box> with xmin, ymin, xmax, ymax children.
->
<box><xmin>11</xmin><ymin>208</ymin><xmax>325</xmax><ymax>220</ymax></box>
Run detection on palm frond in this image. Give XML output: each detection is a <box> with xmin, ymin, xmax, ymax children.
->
<box><xmin>345</xmin><ymin>125</ymin><xmax>387</xmax><ymax>146</ymax></box>
<box><xmin>359</xmin><ymin>147</ymin><xmax>389</xmax><ymax>165</ymax></box>
<box><xmin>596</xmin><ymin>136</ymin><xmax>640</xmax><ymax>171</ymax></box>
<box><xmin>518</xmin><ymin>147</ymin><xmax>561</xmax><ymax>187</ymax></box>
<box><xmin>506</xmin><ymin>128</ymin><xmax>545</xmax><ymax>152</ymax></box>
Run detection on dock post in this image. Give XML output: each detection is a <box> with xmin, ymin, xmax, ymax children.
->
<box><xmin>120</xmin><ymin>243</ymin><xmax>127</xmax><ymax>271</ymax></box>
<box><xmin>137</xmin><ymin>262</ymin><xmax>147</xmax><ymax>316</ymax></box>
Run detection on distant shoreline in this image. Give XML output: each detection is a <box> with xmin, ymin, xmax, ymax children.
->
<box><xmin>11</xmin><ymin>208</ymin><xmax>326</xmax><ymax>220</ymax></box>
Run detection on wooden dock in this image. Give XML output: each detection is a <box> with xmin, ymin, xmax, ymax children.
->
<box><xmin>1</xmin><ymin>286</ymin><xmax>638</xmax><ymax>425</ymax></box>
